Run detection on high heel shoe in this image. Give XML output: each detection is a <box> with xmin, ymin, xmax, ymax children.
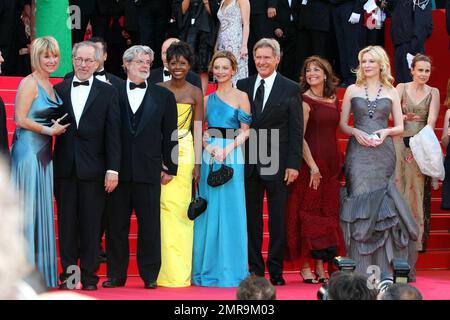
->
<box><xmin>300</xmin><ymin>269</ymin><xmax>319</xmax><ymax>284</ymax></box>
<box><xmin>314</xmin><ymin>271</ymin><xmax>328</xmax><ymax>284</ymax></box>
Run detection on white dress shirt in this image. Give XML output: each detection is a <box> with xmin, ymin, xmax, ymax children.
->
<box><xmin>71</xmin><ymin>75</ymin><xmax>93</xmax><ymax>128</ymax></box>
<box><xmin>95</xmin><ymin>68</ymin><xmax>107</xmax><ymax>83</ymax></box>
<box><xmin>163</xmin><ymin>67</ymin><xmax>172</xmax><ymax>82</ymax></box>
<box><xmin>126</xmin><ymin>79</ymin><xmax>147</xmax><ymax>114</ymax></box>
<box><xmin>253</xmin><ymin>71</ymin><xmax>277</xmax><ymax>111</ymax></box>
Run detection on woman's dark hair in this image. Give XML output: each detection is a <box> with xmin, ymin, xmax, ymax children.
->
<box><xmin>299</xmin><ymin>56</ymin><xmax>339</xmax><ymax>99</ymax></box>
<box><xmin>411</xmin><ymin>53</ymin><xmax>432</xmax><ymax>69</ymax></box>
<box><xmin>166</xmin><ymin>41</ymin><xmax>194</xmax><ymax>66</ymax></box>
<box><xmin>328</xmin><ymin>271</ymin><xmax>377</xmax><ymax>300</ymax></box>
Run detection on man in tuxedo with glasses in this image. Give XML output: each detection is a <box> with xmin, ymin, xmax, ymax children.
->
<box><xmin>53</xmin><ymin>41</ymin><xmax>121</xmax><ymax>291</ymax></box>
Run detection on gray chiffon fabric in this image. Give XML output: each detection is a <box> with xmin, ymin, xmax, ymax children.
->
<box><xmin>340</xmin><ymin>97</ymin><xmax>419</xmax><ymax>274</ymax></box>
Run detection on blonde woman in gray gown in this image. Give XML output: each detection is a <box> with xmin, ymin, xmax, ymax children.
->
<box><xmin>339</xmin><ymin>46</ymin><xmax>419</xmax><ymax>276</ymax></box>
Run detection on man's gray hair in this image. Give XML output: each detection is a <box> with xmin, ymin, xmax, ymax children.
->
<box><xmin>72</xmin><ymin>41</ymin><xmax>101</xmax><ymax>61</ymax></box>
<box><xmin>122</xmin><ymin>45</ymin><xmax>154</xmax><ymax>64</ymax></box>
<box><xmin>253</xmin><ymin>38</ymin><xmax>281</xmax><ymax>59</ymax></box>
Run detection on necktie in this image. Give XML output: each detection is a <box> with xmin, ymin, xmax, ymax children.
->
<box><xmin>129</xmin><ymin>82</ymin><xmax>147</xmax><ymax>90</ymax></box>
<box><xmin>94</xmin><ymin>70</ymin><xmax>106</xmax><ymax>76</ymax></box>
<box><xmin>163</xmin><ymin>70</ymin><xmax>171</xmax><ymax>77</ymax></box>
<box><xmin>73</xmin><ymin>80</ymin><xmax>89</xmax><ymax>87</ymax></box>
<box><xmin>254</xmin><ymin>79</ymin><xmax>265</xmax><ymax>117</ymax></box>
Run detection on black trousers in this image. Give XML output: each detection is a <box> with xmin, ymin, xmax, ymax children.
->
<box><xmin>106</xmin><ymin>181</ymin><xmax>161</xmax><ymax>284</ymax></box>
<box><xmin>248</xmin><ymin>14</ymin><xmax>275</xmax><ymax>76</ymax></box>
<box><xmin>332</xmin><ymin>3</ymin><xmax>364</xmax><ymax>84</ymax></box>
<box><xmin>135</xmin><ymin>1</ymin><xmax>168</xmax><ymax>68</ymax></box>
<box><xmin>295</xmin><ymin>28</ymin><xmax>329</xmax><ymax>82</ymax></box>
<box><xmin>245</xmin><ymin>170</ymin><xmax>288</xmax><ymax>278</ymax></box>
<box><xmin>278</xmin><ymin>22</ymin><xmax>299</xmax><ymax>82</ymax></box>
<box><xmin>55</xmin><ymin>174</ymin><xmax>105</xmax><ymax>286</ymax></box>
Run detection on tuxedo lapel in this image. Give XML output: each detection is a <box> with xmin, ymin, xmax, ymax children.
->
<box><xmin>247</xmin><ymin>75</ymin><xmax>258</xmax><ymax>121</ymax></box>
<box><xmin>135</xmin><ymin>87</ymin><xmax>157</xmax><ymax>137</ymax></box>
<box><xmin>61</xmin><ymin>77</ymin><xmax>76</xmax><ymax>125</ymax></box>
<box><xmin>258</xmin><ymin>74</ymin><xmax>283</xmax><ymax>123</ymax></box>
<box><xmin>79</xmin><ymin>78</ymin><xmax>100</xmax><ymax>121</ymax></box>
<box><xmin>121</xmin><ymin>83</ymin><xmax>134</xmax><ymax>134</ymax></box>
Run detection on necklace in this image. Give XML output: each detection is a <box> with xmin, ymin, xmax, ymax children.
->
<box><xmin>364</xmin><ymin>83</ymin><xmax>383</xmax><ymax>119</ymax></box>
<box><xmin>309</xmin><ymin>88</ymin><xmax>324</xmax><ymax>99</ymax></box>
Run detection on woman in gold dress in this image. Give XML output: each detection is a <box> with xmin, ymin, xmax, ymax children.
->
<box><xmin>157</xmin><ymin>41</ymin><xmax>203</xmax><ymax>287</ymax></box>
<box><xmin>394</xmin><ymin>54</ymin><xmax>440</xmax><ymax>281</ymax></box>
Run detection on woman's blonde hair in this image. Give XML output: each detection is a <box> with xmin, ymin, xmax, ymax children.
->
<box><xmin>355</xmin><ymin>46</ymin><xmax>394</xmax><ymax>88</ymax></box>
<box><xmin>30</xmin><ymin>36</ymin><xmax>60</xmax><ymax>74</ymax></box>
<box><xmin>208</xmin><ymin>50</ymin><xmax>238</xmax><ymax>73</ymax></box>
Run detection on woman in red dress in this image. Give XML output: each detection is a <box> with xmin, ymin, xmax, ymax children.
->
<box><xmin>285</xmin><ymin>56</ymin><xmax>345</xmax><ymax>283</ymax></box>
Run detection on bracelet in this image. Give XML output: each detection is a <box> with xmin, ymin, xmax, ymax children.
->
<box><xmin>310</xmin><ymin>168</ymin><xmax>320</xmax><ymax>175</ymax></box>
<box><xmin>40</xmin><ymin>126</ymin><xmax>55</xmax><ymax>136</ymax></box>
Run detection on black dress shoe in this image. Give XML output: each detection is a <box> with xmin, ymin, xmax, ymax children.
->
<box><xmin>82</xmin><ymin>284</ymin><xmax>98</xmax><ymax>291</ymax></box>
<box><xmin>102</xmin><ymin>278</ymin><xmax>126</xmax><ymax>288</ymax></box>
<box><xmin>270</xmin><ymin>276</ymin><xmax>286</xmax><ymax>286</ymax></box>
<box><xmin>144</xmin><ymin>281</ymin><xmax>157</xmax><ymax>289</ymax></box>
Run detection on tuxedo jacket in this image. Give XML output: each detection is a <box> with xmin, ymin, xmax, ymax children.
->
<box><xmin>274</xmin><ymin>0</ymin><xmax>299</xmax><ymax>31</ymax></box>
<box><xmin>147</xmin><ymin>67</ymin><xmax>202</xmax><ymax>91</ymax></box>
<box><xmin>294</xmin><ymin>0</ymin><xmax>331</xmax><ymax>32</ymax></box>
<box><xmin>117</xmin><ymin>81</ymin><xmax>178</xmax><ymax>184</ymax></box>
<box><xmin>64</xmin><ymin>71</ymin><xmax>124</xmax><ymax>91</ymax></box>
<box><xmin>0</xmin><ymin>97</ymin><xmax>9</xmax><ymax>159</ymax></box>
<box><xmin>53</xmin><ymin>77</ymin><xmax>121</xmax><ymax>181</ymax></box>
<box><xmin>237</xmin><ymin>73</ymin><xmax>303</xmax><ymax>181</ymax></box>
<box><xmin>250</xmin><ymin>0</ymin><xmax>278</xmax><ymax>15</ymax></box>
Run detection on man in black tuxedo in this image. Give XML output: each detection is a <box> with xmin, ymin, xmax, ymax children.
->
<box><xmin>65</xmin><ymin>37</ymin><xmax>124</xmax><ymax>264</ymax></box>
<box><xmin>237</xmin><ymin>38</ymin><xmax>302</xmax><ymax>286</ymax></box>
<box><xmin>147</xmin><ymin>37</ymin><xmax>202</xmax><ymax>91</ymax></box>
<box><xmin>65</xmin><ymin>37</ymin><xmax>124</xmax><ymax>89</ymax></box>
<box><xmin>248</xmin><ymin>0</ymin><xmax>277</xmax><ymax>76</ymax></box>
<box><xmin>102</xmin><ymin>45</ymin><xmax>178</xmax><ymax>289</ymax></box>
<box><xmin>54</xmin><ymin>41</ymin><xmax>121</xmax><ymax>291</ymax></box>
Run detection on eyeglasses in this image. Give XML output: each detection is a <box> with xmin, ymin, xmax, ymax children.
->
<box><xmin>132</xmin><ymin>59</ymin><xmax>152</xmax><ymax>67</ymax></box>
<box><xmin>73</xmin><ymin>57</ymin><xmax>96</xmax><ymax>66</ymax></box>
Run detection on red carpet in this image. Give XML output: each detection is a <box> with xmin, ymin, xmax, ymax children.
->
<box><xmin>63</xmin><ymin>271</ymin><xmax>450</xmax><ymax>300</ymax></box>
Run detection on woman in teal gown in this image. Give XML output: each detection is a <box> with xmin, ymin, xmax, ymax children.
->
<box><xmin>192</xmin><ymin>50</ymin><xmax>251</xmax><ymax>287</ymax></box>
<box><xmin>10</xmin><ymin>37</ymin><xmax>69</xmax><ymax>288</ymax></box>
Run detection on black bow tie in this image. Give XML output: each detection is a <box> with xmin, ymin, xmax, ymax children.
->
<box><xmin>94</xmin><ymin>70</ymin><xmax>106</xmax><ymax>76</ymax></box>
<box><xmin>73</xmin><ymin>80</ymin><xmax>90</xmax><ymax>87</ymax></box>
<box><xmin>129</xmin><ymin>82</ymin><xmax>147</xmax><ymax>90</ymax></box>
<box><xmin>163</xmin><ymin>70</ymin><xmax>171</xmax><ymax>77</ymax></box>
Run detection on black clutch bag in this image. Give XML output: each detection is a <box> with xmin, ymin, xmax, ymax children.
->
<box><xmin>207</xmin><ymin>159</ymin><xmax>234</xmax><ymax>187</ymax></box>
<box><xmin>188</xmin><ymin>182</ymin><xmax>207</xmax><ymax>220</ymax></box>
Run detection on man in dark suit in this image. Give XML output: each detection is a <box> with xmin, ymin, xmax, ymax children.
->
<box><xmin>237</xmin><ymin>38</ymin><xmax>302</xmax><ymax>286</ymax></box>
<box><xmin>248</xmin><ymin>0</ymin><xmax>278</xmax><ymax>76</ymax></box>
<box><xmin>53</xmin><ymin>41</ymin><xmax>121</xmax><ymax>291</ymax></box>
<box><xmin>65</xmin><ymin>37</ymin><xmax>124</xmax><ymax>264</ymax></box>
<box><xmin>147</xmin><ymin>37</ymin><xmax>202</xmax><ymax>91</ymax></box>
<box><xmin>274</xmin><ymin>0</ymin><xmax>299</xmax><ymax>81</ymax></box>
<box><xmin>102</xmin><ymin>45</ymin><xmax>178</xmax><ymax>289</ymax></box>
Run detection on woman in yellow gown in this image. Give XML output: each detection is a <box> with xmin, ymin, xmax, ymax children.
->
<box><xmin>157</xmin><ymin>41</ymin><xmax>203</xmax><ymax>287</ymax></box>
